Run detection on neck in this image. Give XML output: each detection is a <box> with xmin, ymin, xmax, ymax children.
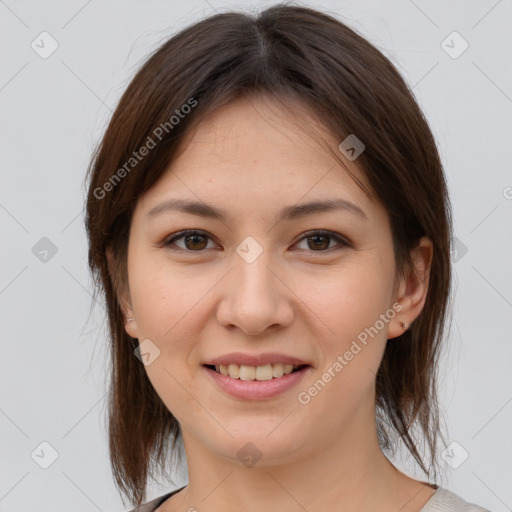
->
<box><xmin>162</xmin><ymin>400</ymin><xmax>433</xmax><ymax>512</ymax></box>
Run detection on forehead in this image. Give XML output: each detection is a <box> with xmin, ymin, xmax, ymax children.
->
<box><xmin>135</xmin><ymin>94</ymin><xmax>377</xmax><ymax>220</ymax></box>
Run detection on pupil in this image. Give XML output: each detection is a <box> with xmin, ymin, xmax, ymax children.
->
<box><xmin>187</xmin><ymin>234</ymin><xmax>206</xmax><ymax>250</ymax></box>
<box><xmin>309</xmin><ymin>235</ymin><xmax>328</xmax><ymax>250</ymax></box>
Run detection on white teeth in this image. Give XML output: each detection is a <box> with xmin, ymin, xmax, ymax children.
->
<box><xmin>215</xmin><ymin>362</ymin><xmax>300</xmax><ymax>380</ymax></box>
<box><xmin>239</xmin><ymin>365</ymin><xmax>256</xmax><ymax>380</ymax></box>
<box><xmin>255</xmin><ymin>365</ymin><xmax>273</xmax><ymax>381</ymax></box>
<box><xmin>228</xmin><ymin>363</ymin><xmax>239</xmax><ymax>379</ymax></box>
<box><xmin>284</xmin><ymin>364</ymin><xmax>294</xmax><ymax>374</ymax></box>
<box><xmin>272</xmin><ymin>363</ymin><xmax>284</xmax><ymax>378</ymax></box>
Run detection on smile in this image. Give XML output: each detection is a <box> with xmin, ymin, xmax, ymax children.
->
<box><xmin>205</xmin><ymin>363</ymin><xmax>307</xmax><ymax>381</ymax></box>
<box><xmin>203</xmin><ymin>363</ymin><xmax>311</xmax><ymax>400</ymax></box>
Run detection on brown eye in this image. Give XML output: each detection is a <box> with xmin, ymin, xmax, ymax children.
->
<box><xmin>164</xmin><ymin>230</ymin><xmax>215</xmax><ymax>251</ymax></box>
<box><xmin>163</xmin><ymin>229</ymin><xmax>349</xmax><ymax>254</ymax></box>
<box><xmin>307</xmin><ymin>234</ymin><xmax>330</xmax><ymax>250</ymax></box>
<box><xmin>295</xmin><ymin>230</ymin><xmax>349</xmax><ymax>252</ymax></box>
<box><xmin>183</xmin><ymin>233</ymin><xmax>208</xmax><ymax>250</ymax></box>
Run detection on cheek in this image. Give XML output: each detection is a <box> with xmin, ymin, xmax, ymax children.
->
<box><xmin>143</xmin><ymin>356</ymin><xmax>205</xmax><ymax>431</ymax></box>
<box><xmin>128</xmin><ymin>256</ymin><xmax>209</xmax><ymax>341</ymax></box>
<box><xmin>291</xmin><ymin>261</ymin><xmax>392</xmax><ymax>397</ymax></box>
<box><xmin>292</xmin><ymin>260</ymin><xmax>393</xmax><ymax>341</ymax></box>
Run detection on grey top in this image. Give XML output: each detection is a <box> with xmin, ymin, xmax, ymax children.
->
<box><xmin>127</xmin><ymin>485</ymin><xmax>492</xmax><ymax>512</ymax></box>
<box><xmin>420</xmin><ymin>488</ymin><xmax>491</xmax><ymax>512</ymax></box>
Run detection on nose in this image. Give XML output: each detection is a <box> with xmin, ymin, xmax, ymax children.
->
<box><xmin>215</xmin><ymin>249</ymin><xmax>294</xmax><ymax>336</ymax></box>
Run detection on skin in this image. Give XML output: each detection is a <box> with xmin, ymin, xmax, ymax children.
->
<box><xmin>114</xmin><ymin>93</ymin><xmax>436</xmax><ymax>512</ymax></box>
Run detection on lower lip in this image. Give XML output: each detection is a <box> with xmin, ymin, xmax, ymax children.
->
<box><xmin>203</xmin><ymin>365</ymin><xmax>311</xmax><ymax>400</ymax></box>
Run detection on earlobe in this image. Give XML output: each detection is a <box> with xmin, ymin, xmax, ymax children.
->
<box><xmin>388</xmin><ymin>236</ymin><xmax>433</xmax><ymax>340</ymax></box>
<box><xmin>387</xmin><ymin>299</ymin><xmax>409</xmax><ymax>339</ymax></box>
<box><xmin>124</xmin><ymin>317</ymin><xmax>138</xmax><ymax>339</ymax></box>
<box><xmin>106</xmin><ymin>247</ymin><xmax>138</xmax><ymax>339</ymax></box>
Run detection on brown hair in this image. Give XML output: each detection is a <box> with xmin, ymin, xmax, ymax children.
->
<box><xmin>84</xmin><ymin>3</ymin><xmax>453</xmax><ymax>506</ymax></box>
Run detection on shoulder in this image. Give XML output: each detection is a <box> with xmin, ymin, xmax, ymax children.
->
<box><xmin>126</xmin><ymin>490</ymin><xmax>177</xmax><ymax>512</ymax></box>
<box><xmin>420</xmin><ymin>487</ymin><xmax>492</xmax><ymax>512</ymax></box>
<box><xmin>125</xmin><ymin>486</ymin><xmax>492</xmax><ymax>512</ymax></box>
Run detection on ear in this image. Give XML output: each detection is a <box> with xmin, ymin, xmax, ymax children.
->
<box><xmin>388</xmin><ymin>236</ymin><xmax>433</xmax><ymax>340</ymax></box>
<box><xmin>106</xmin><ymin>247</ymin><xmax>139</xmax><ymax>339</ymax></box>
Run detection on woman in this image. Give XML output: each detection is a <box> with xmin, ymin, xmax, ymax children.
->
<box><xmin>84</xmin><ymin>4</ymin><xmax>491</xmax><ymax>511</ymax></box>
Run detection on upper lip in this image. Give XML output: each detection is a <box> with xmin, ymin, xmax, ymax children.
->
<box><xmin>203</xmin><ymin>352</ymin><xmax>312</xmax><ymax>367</ymax></box>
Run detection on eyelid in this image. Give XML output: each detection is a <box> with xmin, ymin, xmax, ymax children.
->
<box><xmin>163</xmin><ymin>230</ymin><xmax>219</xmax><ymax>251</ymax></box>
<box><xmin>163</xmin><ymin>229</ymin><xmax>350</xmax><ymax>253</ymax></box>
<box><xmin>293</xmin><ymin>230</ymin><xmax>351</xmax><ymax>251</ymax></box>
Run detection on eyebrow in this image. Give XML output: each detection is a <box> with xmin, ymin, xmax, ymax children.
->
<box><xmin>145</xmin><ymin>197</ymin><xmax>367</xmax><ymax>223</ymax></box>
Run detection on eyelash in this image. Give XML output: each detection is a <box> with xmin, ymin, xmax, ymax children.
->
<box><xmin>162</xmin><ymin>229</ymin><xmax>350</xmax><ymax>254</ymax></box>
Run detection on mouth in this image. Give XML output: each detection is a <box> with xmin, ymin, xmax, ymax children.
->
<box><xmin>202</xmin><ymin>362</ymin><xmax>311</xmax><ymax>400</ymax></box>
<box><xmin>203</xmin><ymin>363</ymin><xmax>310</xmax><ymax>381</ymax></box>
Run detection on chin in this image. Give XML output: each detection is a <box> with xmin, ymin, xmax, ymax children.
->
<box><xmin>205</xmin><ymin>428</ymin><xmax>306</xmax><ymax>467</ymax></box>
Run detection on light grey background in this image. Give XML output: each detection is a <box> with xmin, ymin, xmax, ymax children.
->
<box><xmin>1</xmin><ymin>1</ymin><xmax>511</xmax><ymax>511</ymax></box>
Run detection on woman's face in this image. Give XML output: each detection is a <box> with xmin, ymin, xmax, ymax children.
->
<box><xmin>122</xmin><ymin>94</ymin><xmax>422</xmax><ymax>466</ymax></box>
